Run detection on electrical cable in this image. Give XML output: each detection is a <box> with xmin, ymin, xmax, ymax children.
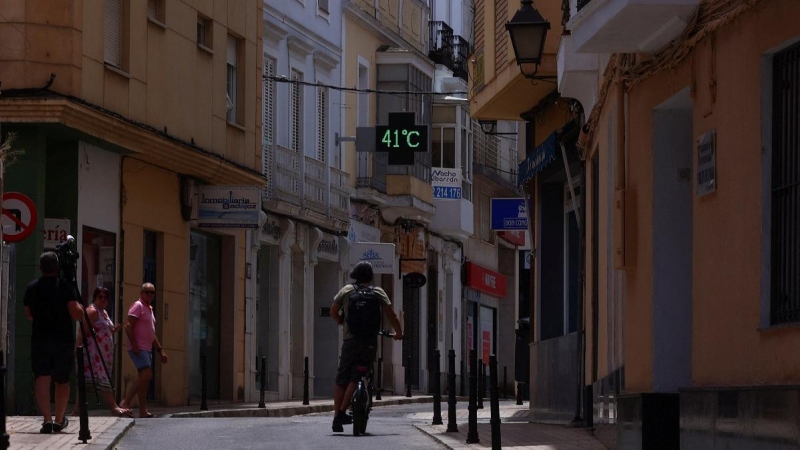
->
<box><xmin>264</xmin><ymin>75</ymin><xmax>469</xmax><ymax>96</ymax></box>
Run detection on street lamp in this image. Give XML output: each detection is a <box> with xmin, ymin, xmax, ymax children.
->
<box><xmin>506</xmin><ymin>0</ymin><xmax>553</xmax><ymax>80</ymax></box>
<box><xmin>478</xmin><ymin>119</ymin><xmax>518</xmax><ymax>136</ymax></box>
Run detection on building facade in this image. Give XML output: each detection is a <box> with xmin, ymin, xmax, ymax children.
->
<box><xmin>0</xmin><ymin>0</ymin><xmax>264</xmax><ymax>411</ymax></box>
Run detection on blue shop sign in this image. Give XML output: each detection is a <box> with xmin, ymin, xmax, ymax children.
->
<box><xmin>490</xmin><ymin>198</ymin><xmax>527</xmax><ymax>231</ymax></box>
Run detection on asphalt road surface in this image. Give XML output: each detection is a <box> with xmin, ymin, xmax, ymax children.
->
<box><xmin>116</xmin><ymin>403</ymin><xmax>448</xmax><ymax>450</ymax></box>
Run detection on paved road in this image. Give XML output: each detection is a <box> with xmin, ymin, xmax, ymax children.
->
<box><xmin>117</xmin><ymin>403</ymin><xmax>447</xmax><ymax>450</ymax></box>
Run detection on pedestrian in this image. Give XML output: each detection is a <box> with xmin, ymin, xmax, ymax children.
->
<box><xmin>329</xmin><ymin>261</ymin><xmax>403</xmax><ymax>432</ymax></box>
<box><xmin>119</xmin><ymin>283</ymin><xmax>168</xmax><ymax>418</ymax></box>
<box><xmin>71</xmin><ymin>287</ymin><xmax>132</xmax><ymax>417</ymax></box>
<box><xmin>23</xmin><ymin>251</ymin><xmax>84</xmax><ymax>434</ymax></box>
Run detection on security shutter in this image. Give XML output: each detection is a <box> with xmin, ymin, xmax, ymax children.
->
<box><xmin>316</xmin><ymin>86</ymin><xmax>327</xmax><ymax>162</ymax></box>
<box><xmin>290</xmin><ymin>70</ymin><xmax>303</xmax><ymax>154</ymax></box>
<box><xmin>263</xmin><ymin>58</ymin><xmax>276</xmax><ymax>197</ymax></box>
<box><xmin>104</xmin><ymin>0</ymin><xmax>122</xmax><ymax>67</ymax></box>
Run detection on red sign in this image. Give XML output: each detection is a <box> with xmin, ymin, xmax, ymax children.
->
<box><xmin>466</xmin><ymin>262</ymin><xmax>507</xmax><ymax>298</ymax></box>
<box><xmin>2</xmin><ymin>192</ymin><xmax>38</xmax><ymax>243</ymax></box>
<box><xmin>482</xmin><ymin>330</ymin><xmax>491</xmax><ymax>362</ymax></box>
<box><xmin>497</xmin><ymin>230</ymin><xmax>526</xmax><ymax>246</ymax></box>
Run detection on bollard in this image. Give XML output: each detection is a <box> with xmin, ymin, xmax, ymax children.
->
<box><xmin>460</xmin><ymin>359</ymin><xmax>466</xmax><ymax>397</ymax></box>
<box><xmin>503</xmin><ymin>366</ymin><xmax>508</xmax><ymax>400</ymax></box>
<box><xmin>76</xmin><ymin>346</ymin><xmax>92</xmax><ymax>443</ymax></box>
<box><xmin>303</xmin><ymin>356</ymin><xmax>310</xmax><ymax>406</ymax></box>
<box><xmin>406</xmin><ymin>355</ymin><xmax>412</xmax><ymax>398</ymax></box>
<box><xmin>477</xmin><ymin>358</ymin><xmax>483</xmax><ymax>409</ymax></box>
<box><xmin>446</xmin><ymin>349</ymin><xmax>458</xmax><ymax>433</ymax></box>
<box><xmin>0</xmin><ymin>352</ymin><xmax>9</xmax><ymax>450</ymax></box>
<box><xmin>483</xmin><ymin>363</ymin><xmax>488</xmax><ymax>404</ymax></box>
<box><xmin>376</xmin><ymin>357</ymin><xmax>383</xmax><ymax>400</ymax></box>
<box><xmin>466</xmin><ymin>349</ymin><xmax>479</xmax><ymax>444</ymax></box>
<box><xmin>258</xmin><ymin>356</ymin><xmax>266</xmax><ymax>409</ymax></box>
<box><xmin>489</xmin><ymin>356</ymin><xmax>502</xmax><ymax>450</ymax></box>
<box><xmin>200</xmin><ymin>349</ymin><xmax>208</xmax><ymax>411</ymax></box>
<box><xmin>516</xmin><ymin>381</ymin><xmax>523</xmax><ymax>405</ymax></box>
<box><xmin>432</xmin><ymin>350</ymin><xmax>443</xmax><ymax>425</ymax></box>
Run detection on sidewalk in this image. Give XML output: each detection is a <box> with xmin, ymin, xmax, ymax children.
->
<box><xmin>6</xmin><ymin>416</ymin><xmax>133</xmax><ymax>450</ymax></box>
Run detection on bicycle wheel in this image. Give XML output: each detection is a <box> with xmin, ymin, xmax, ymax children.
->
<box><xmin>352</xmin><ymin>385</ymin><xmax>366</xmax><ymax>436</ymax></box>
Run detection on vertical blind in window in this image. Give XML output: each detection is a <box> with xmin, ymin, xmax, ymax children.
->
<box><xmin>104</xmin><ymin>0</ymin><xmax>122</xmax><ymax>67</ymax></box>
<box><xmin>317</xmin><ymin>87</ymin><xmax>328</xmax><ymax>162</ymax></box>
<box><xmin>290</xmin><ymin>70</ymin><xmax>303</xmax><ymax>154</ymax></box>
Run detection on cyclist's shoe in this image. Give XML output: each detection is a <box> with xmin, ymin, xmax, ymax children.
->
<box><xmin>332</xmin><ymin>411</ymin><xmax>350</xmax><ymax>432</ymax></box>
<box><xmin>338</xmin><ymin>412</ymin><xmax>353</xmax><ymax>425</ymax></box>
<box><xmin>332</xmin><ymin>419</ymin><xmax>343</xmax><ymax>433</ymax></box>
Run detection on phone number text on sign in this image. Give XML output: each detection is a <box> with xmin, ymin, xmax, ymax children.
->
<box><xmin>433</xmin><ymin>186</ymin><xmax>462</xmax><ymax>199</ymax></box>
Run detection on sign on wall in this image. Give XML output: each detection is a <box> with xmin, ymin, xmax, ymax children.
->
<box><xmin>490</xmin><ymin>198</ymin><xmax>527</xmax><ymax>231</ymax></box>
<box><xmin>198</xmin><ymin>185</ymin><xmax>261</xmax><ymax>228</ymax></box>
<box><xmin>2</xmin><ymin>192</ymin><xmax>37</xmax><ymax>243</ymax></box>
<box><xmin>431</xmin><ymin>168</ymin><xmax>462</xmax><ymax>200</ymax></box>
<box><xmin>696</xmin><ymin>130</ymin><xmax>716</xmax><ymax>196</ymax></box>
<box><xmin>465</xmin><ymin>262</ymin><xmax>508</xmax><ymax>298</ymax></box>
<box><xmin>317</xmin><ymin>232</ymin><xmax>339</xmax><ymax>262</ymax></box>
<box><xmin>349</xmin><ymin>242</ymin><xmax>395</xmax><ymax>274</ymax></box>
<box><xmin>347</xmin><ymin>220</ymin><xmax>381</xmax><ymax>243</ymax></box>
<box><xmin>375</xmin><ymin>112</ymin><xmax>428</xmax><ymax>165</ymax></box>
<box><xmin>43</xmin><ymin>218</ymin><xmax>71</xmax><ymax>249</ymax></box>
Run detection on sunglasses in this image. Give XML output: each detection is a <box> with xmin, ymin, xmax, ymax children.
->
<box><xmin>142</xmin><ymin>291</ymin><xmax>156</xmax><ymax>295</ymax></box>
<box><xmin>97</xmin><ymin>295</ymin><xmax>109</xmax><ymax>299</ymax></box>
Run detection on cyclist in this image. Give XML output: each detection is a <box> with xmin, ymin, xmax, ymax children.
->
<box><xmin>329</xmin><ymin>261</ymin><xmax>403</xmax><ymax>432</ymax></box>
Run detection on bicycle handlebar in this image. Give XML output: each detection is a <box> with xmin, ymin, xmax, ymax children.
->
<box><xmin>377</xmin><ymin>330</ymin><xmax>398</xmax><ymax>338</ymax></box>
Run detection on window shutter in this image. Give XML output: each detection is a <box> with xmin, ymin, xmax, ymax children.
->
<box><xmin>262</xmin><ymin>58</ymin><xmax>276</xmax><ymax>197</ymax></box>
<box><xmin>104</xmin><ymin>0</ymin><xmax>122</xmax><ymax>67</ymax></box>
<box><xmin>227</xmin><ymin>35</ymin><xmax>238</xmax><ymax>67</ymax></box>
<box><xmin>147</xmin><ymin>0</ymin><xmax>158</xmax><ymax>20</ymax></box>
<box><xmin>316</xmin><ymin>87</ymin><xmax>327</xmax><ymax>162</ymax></box>
<box><xmin>290</xmin><ymin>70</ymin><xmax>303</xmax><ymax>154</ymax></box>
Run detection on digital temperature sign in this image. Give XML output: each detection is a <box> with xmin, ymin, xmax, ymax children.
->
<box><xmin>375</xmin><ymin>112</ymin><xmax>428</xmax><ymax>165</ymax></box>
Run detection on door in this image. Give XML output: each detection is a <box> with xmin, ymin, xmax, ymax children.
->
<box><xmin>188</xmin><ymin>231</ymin><xmax>222</xmax><ymax>400</ymax></box>
<box><xmin>426</xmin><ymin>263</ymin><xmax>439</xmax><ymax>393</ymax></box>
<box><xmin>142</xmin><ymin>231</ymin><xmax>157</xmax><ymax>400</ymax></box>
<box><xmin>403</xmin><ymin>286</ymin><xmax>420</xmax><ymax>389</ymax></box>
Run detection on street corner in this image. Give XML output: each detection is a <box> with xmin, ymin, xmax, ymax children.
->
<box><xmin>6</xmin><ymin>415</ymin><xmax>134</xmax><ymax>450</ymax></box>
<box><xmin>414</xmin><ymin>424</ymin><xmax>472</xmax><ymax>450</ymax></box>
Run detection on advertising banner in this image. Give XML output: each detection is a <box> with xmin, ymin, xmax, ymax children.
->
<box><xmin>198</xmin><ymin>185</ymin><xmax>260</xmax><ymax>228</ymax></box>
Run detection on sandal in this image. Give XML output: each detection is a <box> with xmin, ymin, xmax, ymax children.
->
<box><xmin>141</xmin><ymin>412</ymin><xmax>157</xmax><ymax>418</ymax></box>
<box><xmin>114</xmin><ymin>408</ymin><xmax>134</xmax><ymax>418</ymax></box>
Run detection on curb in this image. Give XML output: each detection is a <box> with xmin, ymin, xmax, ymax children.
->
<box><xmin>167</xmin><ymin>395</ymin><xmax>438</xmax><ymax>419</ymax></box>
<box><xmin>88</xmin><ymin>417</ymin><xmax>135</xmax><ymax>450</ymax></box>
<box><xmin>414</xmin><ymin>424</ymin><xmax>471</xmax><ymax>450</ymax></box>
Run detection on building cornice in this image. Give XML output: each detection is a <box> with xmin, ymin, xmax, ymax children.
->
<box><xmin>287</xmin><ymin>35</ymin><xmax>315</xmax><ymax>58</ymax></box>
<box><xmin>344</xmin><ymin>1</ymin><xmax>428</xmax><ymax>60</ymax></box>
<box><xmin>313</xmin><ymin>50</ymin><xmax>340</xmax><ymax>73</ymax></box>
<box><xmin>1</xmin><ymin>96</ymin><xmax>264</xmax><ymax>186</ymax></box>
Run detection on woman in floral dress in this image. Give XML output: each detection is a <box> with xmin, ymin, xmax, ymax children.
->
<box><xmin>72</xmin><ymin>287</ymin><xmax>131</xmax><ymax>417</ymax></box>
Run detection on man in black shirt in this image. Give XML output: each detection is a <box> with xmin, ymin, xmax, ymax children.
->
<box><xmin>23</xmin><ymin>252</ymin><xmax>83</xmax><ymax>434</ymax></box>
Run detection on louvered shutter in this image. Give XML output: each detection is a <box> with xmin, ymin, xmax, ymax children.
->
<box><xmin>263</xmin><ymin>58</ymin><xmax>276</xmax><ymax>197</ymax></box>
<box><xmin>290</xmin><ymin>70</ymin><xmax>303</xmax><ymax>155</ymax></box>
<box><xmin>104</xmin><ymin>0</ymin><xmax>122</xmax><ymax>67</ymax></box>
<box><xmin>316</xmin><ymin>87</ymin><xmax>327</xmax><ymax>162</ymax></box>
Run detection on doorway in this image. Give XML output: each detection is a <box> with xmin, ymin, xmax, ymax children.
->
<box><xmin>188</xmin><ymin>231</ymin><xmax>222</xmax><ymax>400</ymax></box>
<box><xmin>403</xmin><ymin>286</ymin><xmax>421</xmax><ymax>389</ymax></box>
<box><xmin>256</xmin><ymin>244</ymin><xmax>279</xmax><ymax>392</ymax></box>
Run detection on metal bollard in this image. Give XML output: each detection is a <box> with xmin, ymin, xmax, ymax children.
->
<box><xmin>0</xmin><ymin>352</ymin><xmax>9</xmax><ymax>450</ymax></box>
<box><xmin>477</xmin><ymin>358</ymin><xmax>483</xmax><ymax>409</ymax></box>
<box><xmin>258</xmin><ymin>356</ymin><xmax>266</xmax><ymax>409</ymax></box>
<box><xmin>76</xmin><ymin>346</ymin><xmax>92</xmax><ymax>443</ymax></box>
<box><xmin>466</xmin><ymin>349</ymin><xmax>479</xmax><ymax>444</ymax></box>
<box><xmin>503</xmin><ymin>366</ymin><xmax>508</xmax><ymax>400</ymax></box>
<box><xmin>483</xmin><ymin>363</ymin><xmax>488</xmax><ymax>404</ymax></box>
<box><xmin>432</xmin><ymin>349</ymin><xmax>442</xmax><ymax>425</ymax></box>
<box><xmin>303</xmin><ymin>356</ymin><xmax>310</xmax><ymax>406</ymax></box>
<box><xmin>446</xmin><ymin>349</ymin><xmax>458</xmax><ymax>433</ymax></box>
<box><xmin>516</xmin><ymin>382</ymin><xmax>523</xmax><ymax>406</ymax></box>
<box><xmin>376</xmin><ymin>357</ymin><xmax>383</xmax><ymax>400</ymax></box>
<box><xmin>200</xmin><ymin>349</ymin><xmax>208</xmax><ymax>411</ymax></box>
<box><xmin>489</xmin><ymin>356</ymin><xmax>502</xmax><ymax>450</ymax></box>
<box><xmin>406</xmin><ymin>355</ymin><xmax>412</xmax><ymax>398</ymax></box>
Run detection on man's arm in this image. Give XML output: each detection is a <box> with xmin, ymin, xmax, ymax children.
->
<box><xmin>383</xmin><ymin>305</ymin><xmax>404</xmax><ymax>340</ymax></box>
<box><xmin>67</xmin><ymin>300</ymin><xmax>83</xmax><ymax>321</ymax></box>
<box><xmin>153</xmin><ymin>336</ymin><xmax>168</xmax><ymax>364</ymax></box>
<box><xmin>125</xmin><ymin>316</ymin><xmax>140</xmax><ymax>354</ymax></box>
<box><xmin>330</xmin><ymin>302</ymin><xmax>343</xmax><ymax>325</ymax></box>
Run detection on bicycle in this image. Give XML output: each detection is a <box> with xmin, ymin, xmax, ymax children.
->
<box><xmin>350</xmin><ymin>331</ymin><xmax>397</xmax><ymax>436</ymax></box>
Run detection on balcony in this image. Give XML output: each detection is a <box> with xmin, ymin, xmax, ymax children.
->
<box><xmin>557</xmin><ymin>33</ymin><xmax>599</xmax><ymax>113</ymax></box>
<box><xmin>472</xmin><ymin>121</ymin><xmax>519</xmax><ymax>193</ymax></box>
<box><xmin>567</xmin><ymin>0</ymin><xmax>701</xmax><ymax>54</ymax></box>
<box><xmin>356</xmin><ymin>152</ymin><xmax>387</xmax><ymax>197</ymax></box>
<box><xmin>430</xmin><ymin>196</ymin><xmax>474</xmax><ymax>242</ymax></box>
<box><xmin>429</xmin><ymin>21</ymin><xmax>455</xmax><ymax>68</ymax></box>
<box><xmin>451</xmin><ymin>35</ymin><xmax>471</xmax><ymax>82</ymax></box>
<box><xmin>262</xmin><ymin>144</ymin><xmax>352</xmax><ymax>230</ymax></box>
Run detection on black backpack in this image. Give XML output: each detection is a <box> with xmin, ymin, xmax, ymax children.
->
<box><xmin>346</xmin><ymin>284</ymin><xmax>382</xmax><ymax>338</ymax></box>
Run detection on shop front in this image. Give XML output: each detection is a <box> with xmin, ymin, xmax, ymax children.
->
<box><xmin>463</xmin><ymin>262</ymin><xmax>507</xmax><ymax>374</ymax></box>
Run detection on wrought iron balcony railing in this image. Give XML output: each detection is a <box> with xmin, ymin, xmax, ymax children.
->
<box><xmin>428</xmin><ymin>21</ymin><xmax>454</xmax><ymax>67</ymax></box>
<box><xmin>451</xmin><ymin>35</ymin><xmax>471</xmax><ymax>82</ymax></box>
<box><xmin>356</xmin><ymin>152</ymin><xmax>387</xmax><ymax>194</ymax></box>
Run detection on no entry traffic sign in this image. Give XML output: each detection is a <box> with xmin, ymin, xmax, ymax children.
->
<box><xmin>2</xmin><ymin>192</ymin><xmax>38</xmax><ymax>243</ymax></box>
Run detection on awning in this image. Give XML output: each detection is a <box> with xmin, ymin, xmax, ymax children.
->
<box><xmin>517</xmin><ymin>121</ymin><xmax>577</xmax><ymax>189</ymax></box>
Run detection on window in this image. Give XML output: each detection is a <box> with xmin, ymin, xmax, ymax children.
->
<box><xmin>290</xmin><ymin>70</ymin><xmax>304</xmax><ymax>154</ymax></box>
<box><xmin>461</xmin><ymin>108</ymin><xmax>473</xmax><ymax>201</ymax></box>
<box><xmin>197</xmin><ymin>16</ymin><xmax>212</xmax><ymax>49</ymax></box>
<box><xmin>226</xmin><ymin>34</ymin><xmax>239</xmax><ymax>123</ymax></box>
<box><xmin>770</xmin><ymin>42</ymin><xmax>800</xmax><ymax>325</ymax></box>
<box><xmin>316</xmin><ymin>86</ymin><xmax>328</xmax><ymax>162</ymax></box>
<box><xmin>146</xmin><ymin>0</ymin><xmax>164</xmax><ymax>23</ymax></box>
<box><xmin>318</xmin><ymin>0</ymin><xmax>329</xmax><ymax>12</ymax></box>
<box><xmin>263</xmin><ymin>57</ymin><xmax>277</xmax><ymax>196</ymax></box>
<box><xmin>104</xmin><ymin>0</ymin><xmax>123</xmax><ymax>68</ymax></box>
<box><xmin>431</xmin><ymin>127</ymin><xmax>456</xmax><ymax>168</ymax></box>
<box><xmin>479</xmin><ymin>193</ymin><xmax>494</xmax><ymax>243</ymax></box>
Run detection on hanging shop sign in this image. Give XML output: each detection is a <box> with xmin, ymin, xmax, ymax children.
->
<box><xmin>2</xmin><ymin>192</ymin><xmax>38</xmax><ymax>243</ymax></box>
<box><xmin>260</xmin><ymin>213</ymin><xmax>282</xmax><ymax>244</ymax></box>
<box><xmin>497</xmin><ymin>230</ymin><xmax>526</xmax><ymax>246</ymax></box>
<box><xmin>347</xmin><ymin>220</ymin><xmax>381</xmax><ymax>243</ymax></box>
<box><xmin>431</xmin><ymin>168</ymin><xmax>462</xmax><ymax>200</ymax></box>
<box><xmin>696</xmin><ymin>130</ymin><xmax>716</xmax><ymax>196</ymax></box>
<box><xmin>465</xmin><ymin>262</ymin><xmax>507</xmax><ymax>298</ymax></box>
<box><xmin>490</xmin><ymin>198</ymin><xmax>527</xmax><ymax>231</ymax></box>
<box><xmin>43</xmin><ymin>218</ymin><xmax>71</xmax><ymax>249</ymax></box>
<box><xmin>403</xmin><ymin>272</ymin><xmax>427</xmax><ymax>288</ymax></box>
<box><xmin>349</xmin><ymin>242</ymin><xmax>395</xmax><ymax>274</ymax></box>
<box><xmin>317</xmin><ymin>232</ymin><xmax>340</xmax><ymax>262</ymax></box>
<box><xmin>197</xmin><ymin>185</ymin><xmax>261</xmax><ymax>228</ymax></box>
<box><xmin>376</xmin><ymin>112</ymin><xmax>429</xmax><ymax>165</ymax></box>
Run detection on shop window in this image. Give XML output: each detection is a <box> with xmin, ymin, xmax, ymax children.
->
<box><xmin>81</xmin><ymin>227</ymin><xmax>117</xmax><ymax>318</ymax></box>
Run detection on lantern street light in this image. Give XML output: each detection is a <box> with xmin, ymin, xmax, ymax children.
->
<box><xmin>506</xmin><ymin>0</ymin><xmax>554</xmax><ymax>80</ymax></box>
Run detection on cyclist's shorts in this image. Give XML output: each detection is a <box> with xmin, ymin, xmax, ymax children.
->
<box><xmin>336</xmin><ymin>337</ymin><xmax>378</xmax><ymax>385</ymax></box>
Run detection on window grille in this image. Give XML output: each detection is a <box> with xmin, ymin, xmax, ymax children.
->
<box><xmin>317</xmin><ymin>87</ymin><xmax>328</xmax><ymax>162</ymax></box>
<box><xmin>770</xmin><ymin>42</ymin><xmax>800</xmax><ymax>324</ymax></box>
<box><xmin>263</xmin><ymin>58</ymin><xmax>276</xmax><ymax>197</ymax></box>
<box><xmin>104</xmin><ymin>0</ymin><xmax>122</xmax><ymax>67</ymax></box>
<box><xmin>290</xmin><ymin>70</ymin><xmax>303</xmax><ymax>154</ymax></box>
